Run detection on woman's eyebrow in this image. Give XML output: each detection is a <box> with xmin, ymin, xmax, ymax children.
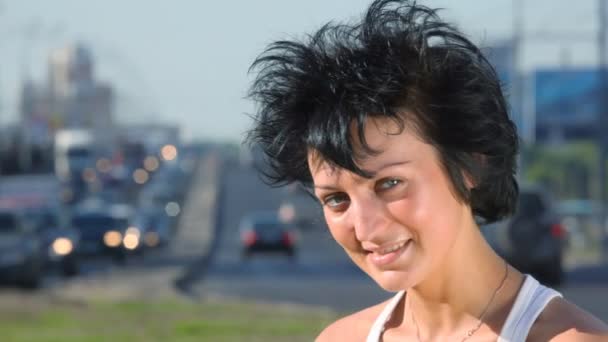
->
<box><xmin>313</xmin><ymin>184</ymin><xmax>340</xmax><ymax>191</ymax></box>
<box><xmin>367</xmin><ymin>160</ymin><xmax>411</xmax><ymax>174</ymax></box>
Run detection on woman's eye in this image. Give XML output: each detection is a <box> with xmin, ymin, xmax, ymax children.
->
<box><xmin>377</xmin><ymin>178</ymin><xmax>401</xmax><ymax>191</ymax></box>
<box><xmin>322</xmin><ymin>193</ymin><xmax>349</xmax><ymax>209</ymax></box>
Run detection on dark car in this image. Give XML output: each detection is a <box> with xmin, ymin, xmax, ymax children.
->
<box><xmin>130</xmin><ymin>205</ymin><xmax>172</xmax><ymax>249</ymax></box>
<box><xmin>137</xmin><ymin>182</ymin><xmax>182</xmax><ymax>226</ymax></box>
<box><xmin>239</xmin><ymin>211</ymin><xmax>298</xmax><ymax>260</ymax></box>
<box><xmin>482</xmin><ymin>186</ymin><xmax>567</xmax><ymax>285</ymax></box>
<box><xmin>71</xmin><ymin>203</ymin><xmax>133</xmax><ymax>262</ymax></box>
<box><xmin>152</xmin><ymin>162</ymin><xmax>192</xmax><ymax>201</ymax></box>
<box><xmin>0</xmin><ymin>210</ymin><xmax>44</xmax><ymax>288</ymax></box>
<box><xmin>25</xmin><ymin>206</ymin><xmax>80</xmax><ymax>277</ymax></box>
<box><xmin>0</xmin><ymin>191</ymin><xmax>80</xmax><ymax>278</ymax></box>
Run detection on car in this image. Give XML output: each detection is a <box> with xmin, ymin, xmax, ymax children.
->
<box><xmin>137</xmin><ymin>182</ymin><xmax>182</xmax><ymax>225</ymax></box>
<box><xmin>129</xmin><ymin>205</ymin><xmax>172</xmax><ymax>249</ymax></box>
<box><xmin>239</xmin><ymin>211</ymin><xmax>298</xmax><ymax>260</ymax></box>
<box><xmin>153</xmin><ymin>161</ymin><xmax>192</xmax><ymax>200</ymax></box>
<box><xmin>481</xmin><ymin>186</ymin><xmax>567</xmax><ymax>285</ymax></box>
<box><xmin>71</xmin><ymin>203</ymin><xmax>134</xmax><ymax>262</ymax></box>
<box><xmin>0</xmin><ymin>209</ymin><xmax>44</xmax><ymax>288</ymax></box>
<box><xmin>0</xmin><ymin>191</ymin><xmax>80</xmax><ymax>278</ymax></box>
<box><xmin>25</xmin><ymin>206</ymin><xmax>81</xmax><ymax>277</ymax></box>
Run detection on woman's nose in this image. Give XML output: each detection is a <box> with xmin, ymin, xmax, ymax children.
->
<box><xmin>349</xmin><ymin>194</ymin><xmax>388</xmax><ymax>242</ymax></box>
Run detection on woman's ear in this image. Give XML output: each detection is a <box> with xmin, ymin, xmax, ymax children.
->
<box><xmin>464</xmin><ymin>153</ymin><xmax>486</xmax><ymax>190</ymax></box>
<box><xmin>463</xmin><ymin>171</ymin><xmax>475</xmax><ymax>190</ymax></box>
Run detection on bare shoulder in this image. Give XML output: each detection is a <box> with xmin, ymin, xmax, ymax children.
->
<box><xmin>315</xmin><ymin>299</ymin><xmax>391</xmax><ymax>342</ymax></box>
<box><xmin>528</xmin><ymin>296</ymin><xmax>608</xmax><ymax>341</ymax></box>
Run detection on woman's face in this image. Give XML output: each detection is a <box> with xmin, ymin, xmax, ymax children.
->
<box><xmin>308</xmin><ymin>117</ymin><xmax>473</xmax><ymax>291</ymax></box>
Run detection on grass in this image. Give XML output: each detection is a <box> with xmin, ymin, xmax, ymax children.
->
<box><xmin>0</xmin><ymin>295</ymin><xmax>338</xmax><ymax>342</ymax></box>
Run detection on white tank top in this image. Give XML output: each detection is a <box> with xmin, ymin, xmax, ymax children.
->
<box><xmin>366</xmin><ymin>275</ymin><xmax>562</xmax><ymax>342</ymax></box>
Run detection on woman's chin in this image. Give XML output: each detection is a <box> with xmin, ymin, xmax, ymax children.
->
<box><xmin>372</xmin><ymin>269</ymin><xmax>415</xmax><ymax>292</ymax></box>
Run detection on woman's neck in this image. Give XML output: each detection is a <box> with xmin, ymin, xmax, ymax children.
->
<box><xmin>399</xmin><ymin>224</ymin><xmax>524</xmax><ymax>340</ymax></box>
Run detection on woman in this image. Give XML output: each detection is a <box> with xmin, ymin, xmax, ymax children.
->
<box><xmin>246</xmin><ymin>0</ymin><xmax>608</xmax><ymax>340</ymax></box>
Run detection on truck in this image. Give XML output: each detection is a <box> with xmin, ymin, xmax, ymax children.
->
<box><xmin>54</xmin><ymin>129</ymin><xmax>97</xmax><ymax>182</ymax></box>
<box><xmin>54</xmin><ymin>129</ymin><xmax>101</xmax><ymax>203</ymax></box>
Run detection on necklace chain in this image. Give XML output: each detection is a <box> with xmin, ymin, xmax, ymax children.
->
<box><xmin>410</xmin><ymin>260</ymin><xmax>509</xmax><ymax>342</ymax></box>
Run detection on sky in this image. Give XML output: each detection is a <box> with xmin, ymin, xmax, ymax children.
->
<box><xmin>0</xmin><ymin>0</ymin><xmax>600</xmax><ymax>142</ymax></box>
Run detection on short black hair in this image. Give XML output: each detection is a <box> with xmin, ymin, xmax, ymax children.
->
<box><xmin>246</xmin><ymin>0</ymin><xmax>519</xmax><ymax>223</ymax></box>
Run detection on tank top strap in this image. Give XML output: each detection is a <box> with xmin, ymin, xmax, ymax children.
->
<box><xmin>366</xmin><ymin>290</ymin><xmax>405</xmax><ymax>342</ymax></box>
<box><xmin>498</xmin><ymin>275</ymin><xmax>562</xmax><ymax>341</ymax></box>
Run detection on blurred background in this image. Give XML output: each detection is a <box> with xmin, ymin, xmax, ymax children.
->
<box><xmin>0</xmin><ymin>0</ymin><xmax>607</xmax><ymax>341</ymax></box>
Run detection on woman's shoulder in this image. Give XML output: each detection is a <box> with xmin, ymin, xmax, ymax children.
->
<box><xmin>528</xmin><ymin>296</ymin><xmax>608</xmax><ymax>341</ymax></box>
<box><xmin>315</xmin><ymin>297</ymin><xmax>394</xmax><ymax>342</ymax></box>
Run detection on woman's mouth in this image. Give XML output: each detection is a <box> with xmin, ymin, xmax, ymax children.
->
<box><xmin>367</xmin><ymin>239</ymin><xmax>413</xmax><ymax>268</ymax></box>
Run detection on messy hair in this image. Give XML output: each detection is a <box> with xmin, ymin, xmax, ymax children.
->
<box><xmin>246</xmin><ymin>0</ymin><xmax>519</xmax><ymax>223</ymax></box>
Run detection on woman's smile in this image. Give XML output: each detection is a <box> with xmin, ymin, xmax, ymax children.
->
<box><xmin>366</xmin><ymin>239</ymin><xmax>414</xmax><ymax>268</ymax></box>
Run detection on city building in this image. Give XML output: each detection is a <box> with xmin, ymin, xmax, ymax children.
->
<box><xmin>17</xmin><ymin>42</ymin><xmax>115</xmax><ymax>171</ymax></box>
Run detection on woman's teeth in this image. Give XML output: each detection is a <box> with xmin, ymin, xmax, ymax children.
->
<box><xmin>379</xmin><ymin>241</ymin><xmax>408</xmax><ymax>255</ymax></box>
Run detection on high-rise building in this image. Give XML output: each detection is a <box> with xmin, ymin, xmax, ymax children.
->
<box><xmin>46</xmin><ymin>42</ymin><xmax>114</xmax><ymax>132</ymax></box>
<box><xmin>17</xmin><ymin>42</ymin><xmax>115</xmax><ymax>171</ymax></box>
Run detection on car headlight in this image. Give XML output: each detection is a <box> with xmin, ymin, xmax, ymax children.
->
<box><xmin>144</xmin><ymin>232</ymin><xmax>159</xmax><ymax>247</ymax></box>
<box><xmin>51</xmin><ymin>237</ymin><xmax>74</xmax><ymax>256</ymax></box>
<box><xmin>103</xmin><ymin>230</ymin><xmax>123</xmax><ymax>247</ymax></box>
<box><xmin>123</xmin><ymin>226</ymin><xmax>141</xmax><ymax>250</ymax></box>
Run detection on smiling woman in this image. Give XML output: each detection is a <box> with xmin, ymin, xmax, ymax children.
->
<box><xmin>245</xmin><ymin>0</ymin><xmax>608</xmax><ymax>341</ymax></box>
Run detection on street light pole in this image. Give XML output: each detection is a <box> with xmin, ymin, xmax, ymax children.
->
<box><xmin>513</xmin><ymin>0</ymin><xmax>526</xmax><ymax>144</ymax></box>
<box><xmin>599</xmin><ymin>0</ymin><xmax>608</xmax><ymax>261</ymax></box>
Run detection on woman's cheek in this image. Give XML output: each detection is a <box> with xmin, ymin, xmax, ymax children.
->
<box><xmin>324</xmin><ymin>212</ymin><xmax>351</xmax><ymax>247</ymax></box>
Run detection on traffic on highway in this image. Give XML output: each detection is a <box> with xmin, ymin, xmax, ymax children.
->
<box><xmin>0</xmin><ymin>129</ymin><xmax>200</xmax><ymax>290</ymax></box>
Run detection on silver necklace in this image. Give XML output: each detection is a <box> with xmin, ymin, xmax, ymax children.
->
<box><xmin>409</xmin><ymin>260</ymin><xmax>509</xmax><ymax>341</ymax></box>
